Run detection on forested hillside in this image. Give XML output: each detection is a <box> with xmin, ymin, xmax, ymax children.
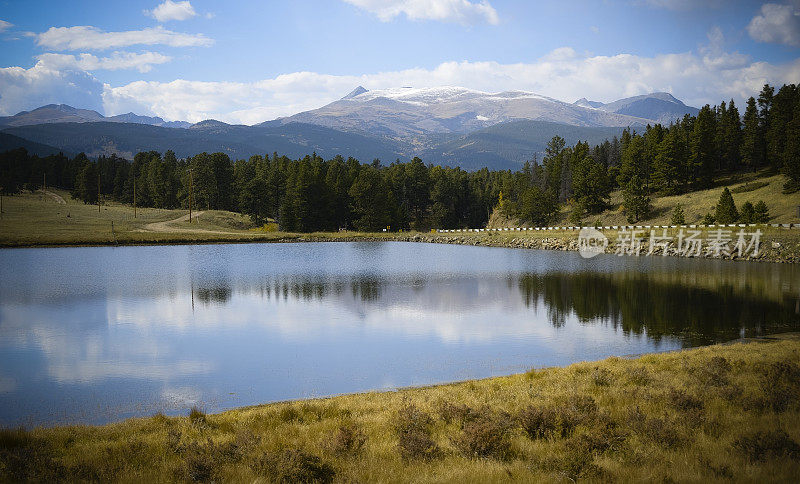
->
<box><xmin>1</xmin><ymin>84</ymin><xmax>798</xmax><ymax>232</ymax></box>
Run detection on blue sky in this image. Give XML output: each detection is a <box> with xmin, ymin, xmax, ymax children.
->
<box><xmin>1</xmin><ymin>0</ymin><xmax>799</xmax><ymax>123</ymax></box>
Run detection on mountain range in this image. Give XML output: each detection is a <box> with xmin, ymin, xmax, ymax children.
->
<box><xmin>0</xmin><ymin>88</ymin><xmax>699</xmax><ymax>170</ymax></box>
<box><xmin>0</xmin><ymin>104</ymin><xmax>192</xmax><ymax>129</ymax></box>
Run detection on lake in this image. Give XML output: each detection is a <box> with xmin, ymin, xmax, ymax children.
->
<box><xmin>1</xmin><ymin>241</ymin><xmax>798</xmax><ymax>427</ymax></box>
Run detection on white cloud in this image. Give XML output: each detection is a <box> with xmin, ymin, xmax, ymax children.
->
<box><xmin>343</xmin><ymin>0</ymin><xmax>499</xmax><ymax>25</ymax></box>
<box><xmin>0</xmin><ymin>62</ymin><xmax>105</xmax><ymax>115</ymax></box>
<box><xmin>36</xmin><ymin>25</ymin><xmax>213</xmax><ymax>51</ymax></box>
<box><xmin>5</xmin><ymin>33</ymin><xmax>799</xmax><ymax>124</ymax></box>
<box><xmin>145</xmin><ymin>0</ymin><xmax>198</xmax><ymax>22</ymax></box>
<box><xmin>35</xmin><ymin>52</ymin><xmax>172</xmax><ymax>73</ymax></box>
<box><xmin>0</xmin><ymin>19</ymin><xmax>13</xmax><ymax>32</ymax></box>
<box><xmin>100</xmin><ymin>47</ymin><xmax>800</xmax><ymax>124</ymax></box>
<box><xmin>747</xmin><ymin>3</ymin><xmax>800</xmax><ymax>47</ymax></box>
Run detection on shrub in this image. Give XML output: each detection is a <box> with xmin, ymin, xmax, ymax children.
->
<box><xmin>518</xmin><ymin>396</ymin><xmax>595</xmax><ymax>441</ymax></box>
<box><xmin>182</xmin><ymin>445</ymin><xmax>215</xmax><ymax>482</ymax></box>
<box><xmin>733</xmin><ymin>430</ymin><xmax>800</xmax><ymax>462</ymax></box>
<box><xmin>518</xmin><ymin>406</ymin><xmax>557</xmax><ymax>439</ymax></box>
<box><xmin>189</xmin><ymin>407</ymin><xmax>207</xmax><ymax>426</ymax></box>
<box><xmin>452</xmin><ymin>408</ymin><xmax>512</xmax><ymax>460</ymax></box>
<box><xmin>437</xmin><ymin>401</ymin><xmax>480</xmax><ymax>426</ymax></box>
<box><xmin>731</xmin><ymin>180</ymin><xmax>769</xmax><ymax>194</ymax></box>
<box><xmin>757</xmin><ymin>361</ymin><xmax>800</xmax><ymax>412</ymax></box>
<box><xmin>252</xmin><ymin>449</ymin><xmax>335</xmax><ymax>483</ymax></box>
<box><xmin>701</xmin><ymin>213</ymin><xmax>716</xmax><ymax>225</ymax></box>
<box><xmin>628</xmin><ymin>407</ymin><xmax>682</xmax><ymax>448</ymax></box>
<box><xmin>177</xmin><ymin>439</ymin><xmax>235</xmax><ymax>482</ymax></box>
<box><xmin>695</xmin><ymin>356</ymin><xmax>731</xmax><ymax>387</ymax></box>
<box><xmin>592</xmin><ymin>367</ymin><xmax>613</xmax><ymax>386</ymax></box>
<box><xmin>667</xmin><ymin>389</ymin><xmax>704</xmax><ymax>412</ymax></box>
<box><xmin>394</xmin><ymin>404</ymin><xmax>440</xmax><ymax>460</ymax></box>
<box><xmin>0</xmin><ymin>428</ymin><xmax>65</xmax><ymax>482</ymax></box>
<box><xmin>277</xmin><ymin>406</ymin><xmax>301</xmax><ymax>423</ymax></box>
<box><xmin>327</xmin><ymin>424</ymin><xmax>366</xmax><ymax>455</ymax></box>
<box><xmin>626</xmin><ymin>366</ymin><xmax>651</xmax><ymax>386</ymax></box>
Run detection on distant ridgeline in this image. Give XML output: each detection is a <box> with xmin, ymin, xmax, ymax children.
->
<box><xmin>1</xmin><ymin>83</ymin><xmax>798</xmax><ymax>232</ymax></box>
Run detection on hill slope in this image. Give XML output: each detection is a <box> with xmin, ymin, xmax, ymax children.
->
<box><xmin>0</xmin><ymin>132</ymin><xmax>70</xmax><ymax>157</ymax></box>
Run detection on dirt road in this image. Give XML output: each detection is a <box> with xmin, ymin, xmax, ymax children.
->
<box><xmin>142</xmin><ymin>211</ymin><xmax>243</xmax><ymax>235</ymax></box>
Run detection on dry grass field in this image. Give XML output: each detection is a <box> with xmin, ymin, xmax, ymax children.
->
<box><xmin>2</xmin><ymin>335</ymin><xmax>799</xmax><ymax>482</ymax></box>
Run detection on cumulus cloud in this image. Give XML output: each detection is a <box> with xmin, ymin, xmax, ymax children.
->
<box><xmin>35</xmin><ymin>52</ymin><xmax>172</xmax><ymax>73</ymax></box>
<box><xmin>100</xmin><ymin>47</ymin><xmax>800</xmax><ymax>124</ymax></box>
<box><xmin>747</xmin><ymin>3</ymin><xmax>800</xmax><ymax>46</ymax></box>
<box><xmin>0</xmin><ymin>63</ymin><xmax>105</xmax><ymax>115</ymax></box>
<box><xmin>5</xmin><ymin>31</ymin><xmax>799</xmax><ymax>124</ymax></box>
<box><xmin>343</xmin><ymin>0</ymin><xmax>499</xmax><ymax>25</ymax></box>
<box><xmin>36</xmin><ymin>25</ymin><xmax>213</xmax><ymax>51</ymax></box>
<box><xmin>0</xmin><ymin>19</ymin><xmax>12</xmax><ymax>32</ymax></box>
<box><xmin>145</xmin><ymin>0</ymin><xmax>198</xmax><ymax>22</ymax></box>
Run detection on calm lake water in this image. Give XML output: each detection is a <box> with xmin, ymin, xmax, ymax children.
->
<box><xmin>1</xmin><ymin>241</ymin><xmax>798</xmax><ymax>427</ymax></box>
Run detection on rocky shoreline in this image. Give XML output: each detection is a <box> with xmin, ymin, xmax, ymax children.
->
<box><xmin>301</xmin><ymin>230</ymin><xmax>800</xmax><ymax>264</ymax></box>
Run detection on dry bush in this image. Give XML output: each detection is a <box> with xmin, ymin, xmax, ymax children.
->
<box><xmin>278</xmin><ymin>406</ymin><xmax>302</xmax><ymax>423</ymax></box>
<box><xmin>626</xmin><ymin>366</ymin><xmax>651</xmax><ymax>386</ymax></box>
<box><xmin>733</xmin><ymin>430</ymin><xmax>800</xmax><ymax>462</ymax></box>
<box><xmin>327</xmin><ymin>423</ymin><xmax>366</xmax><ymax>456</ymax></box>
<box><xmin>667</xmin><ymin>388</ymin><xmax>705</xmax><ymax>412</ymax></box>
<box><xmin>251</xmin><ymin>448</ymin><xmax>335</xmax><ymax>483</ymax></box>
<box><xmin>592</xmin><ymin>367</ymin><xmax>613</xmax><ymax>386</ymax></box>
<box><xmin>437</xmin><ymin>401</ymin><xmax>481</xmax><ymax>425</ymax></box>
<box><xmin>394</xmin><ymin>404</ymin><xmax>440</xmax><ymax>460</ymax></box>
<box><xmin>628</xmin><ymin>407</ymin><xmax>683</xmax><ymax>448</ymax></box>
<box><xmin>695</xmin><ymin>356</ymin><xmax>732</xmax><ymax>387</ymax></box>
<box><xmin>756</xmin><ymin>362</ymin><xmax>800</xmax><ymax>412</ymax></box>
<box><xmin>519</xmin><ymin>395</ymin><xmax>598</xmax><ymax>441</ymax></box>
<box><xmin>452</xmin><ymin>407</ymin><xmax>513</xmax><ymax>460</ymax></box>
<box><xmin>0</xmin><ymin>428</ymin><xmax>65</xmax><ymax>482</ymax></box>
<box><xmin>189</xmin><ymin>407</ymin><xmax>208</xmax><ymax>427</ymax></box>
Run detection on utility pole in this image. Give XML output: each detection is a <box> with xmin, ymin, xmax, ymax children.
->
<box><xmin>188</xmin><ymin>168</ymin><xmax>194</xmax><ymax>223</ymax></box>
<box><xmin>43</xmin><ymin>173</ymin><xmax>46</xmax><ymax>191</ymax></box>
<box><xmin>133</xmin><ymin>176</ymin><xmax>137</xmax><ymax>218</ymax></box>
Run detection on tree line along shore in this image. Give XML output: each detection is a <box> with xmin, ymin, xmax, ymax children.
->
<box><xmin>1</xmin><ymin>83</ymin><xmax>798</xmax><ymax>234</ymax></box>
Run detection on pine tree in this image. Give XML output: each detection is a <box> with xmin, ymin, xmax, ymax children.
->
<box><xmin>721</xmin><ymin>100</ymin><xmax>742</xmax><ymax>169</ymax></box>
<box><xmin>782</xmin><ymin>95</ymin><xmax>800</xmax><ymax>193</ymax></box>
<box><xmin>740</xmin><ymin>97</ymin><xmax>763</xmax><ymax>171</ymax></box>
<box><xmin>739</xmin><ymin>201</ymin><xmax>755</xmax><ymax>224</ymax></box>
<box><xmin>652</xmin><ymin>127</ymin><xmax>682</xmax><ymax>194</ymax></box>
<box><xmin>753</xmin><ymin>200</ymin><xmax>770</xmax><ymax>223</ymax></box>
<box><xmin>622</xmin><ymin>175</ymin><xmax>650</xmax><ymax>223</ymax></box>
<box><xmin>714</xmin><ymin>187</ymin><xmax>738</xmax><ymax>224</ymax></box>
<box><xmin>766</xmin><ymin>84</ymin><xmax>797</xmax><ymax>170</ymax></box>
<box><xmin>690</xmin><ymin>105</ymin><xmax>717</xmax><ymax>188</ymax></box>
<box><xmin>671</xmin><ymin>204</ymin><xmax>685</xmax><ymax>225</ymax></box>
<box><xmin>349</xmin><ymin>167</ymin><xmax>392</xmax><ymax>231</ymax></box>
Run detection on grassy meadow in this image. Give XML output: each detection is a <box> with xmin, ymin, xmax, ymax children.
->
<box><xmin>1</xmin><ymin>183</ymin><xmax>798</xmax><ymax>263</ymax></box>
<box><xmin>2</xmin><ymin>335</ymin><xmax>799</xmax><ymax>482</ymax></box>
<box><xmin>486</xmin><ymin>171</ymin><xmax>799</xmax><ymax>229</ymax></box>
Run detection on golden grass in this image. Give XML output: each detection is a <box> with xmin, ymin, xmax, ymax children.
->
<box><xmin>2</xmin><ymin>335</ymin><xmax>800</xmax><ymax>482</ymax></box>
<box><xmin>585</xmin><ymin>172</ymin><xmax>799</xmax><ymax>226</ymax></box>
